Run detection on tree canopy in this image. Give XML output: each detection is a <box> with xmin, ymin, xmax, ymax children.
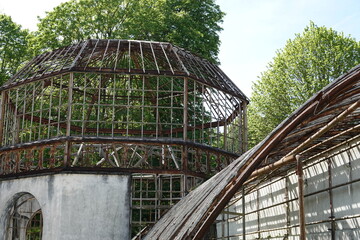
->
<box><xmin>0</xmin><ymin>14</ymin><xmax>29</xmax><ymax>84</ymax></box>
<box><xmin>248</xmin><ymin>22</ymin><xmax>360</xmax><ymax>148</ymax></box>
<box><xmin>32</xmin><ymin>0</ymin><xmax>224</xmax><ymax>62</ymax></box>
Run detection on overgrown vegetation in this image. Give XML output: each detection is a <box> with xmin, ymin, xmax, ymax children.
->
<box><xmin>0</xmin><ymin>14</ymin><xmax>29</xmax><ymax>84</ymax></box>
<box><xmin>248</xmin><ymin>22</ymin><xmax>360</xmax><ymax>147</ymax></box>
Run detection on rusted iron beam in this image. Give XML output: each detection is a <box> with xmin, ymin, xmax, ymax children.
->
<box><xmin>0</xmin><ymin>92</ymin><xmax>7</xmax><ymax>145</ymax></box>
<box><xmin>0</xmin><ymin>136</ymin><xmax>240</xmax><ymax>158</ymax></box>
<box><xmin>327</xmin><ymin>157</ymin><xmax>336</xmax><ymax>240</ymax></box>
<box><xmin>64</xmin><ymin>73</ymin><xmax>74</xmax><ymax>166</ymax></box>
<box><xmin>0</xmin><ymin>166</ymin><xmax>208</xmax><ymax>179</ymax></box>
<box><xmin>245</xmin><ymin>155</ymin><xmax>296</xmax><ymax>183</ymax></box>
<box><xmin>296</xmin><ymin>155</ymin><xmax>306</xmax><ymax>240</ymax></box>
<box><xmin>182</xmin><ymin>77</ymin><xmax>189</xmax><ymax>171</ymax></box>
<box><xmin>247</xmin><ymin>100</ymin><xmax>360</xmax><ymax>182</ymax></box>
<box><xmin>287</xmin><ymin>100</ymin><xmax>360</xmax><ymax>157</ymax></box>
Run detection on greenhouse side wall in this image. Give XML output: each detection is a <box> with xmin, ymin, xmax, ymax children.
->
<box><xmin>216</xmin><ymin>137</ymin><xmax>360</xmax><ymax>240</ymax></box>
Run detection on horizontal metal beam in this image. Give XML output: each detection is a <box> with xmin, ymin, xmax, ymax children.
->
<box><xmin>0</xmin><ymin>136</ymin><xmax>240</xmax><ymax>158</ymax></box>
<box><xmin>0</xmin><ymin>166</ymin><xmax>207</xmax><ymax>180</ymax></box>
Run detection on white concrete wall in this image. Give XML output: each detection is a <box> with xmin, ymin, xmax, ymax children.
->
<box><xmin>0</xmin><ymin>172</ymin><xmax>131</xmax><ymax>240</ymax></box>
<box><xmin>217</xmin><ymin>138</ymin><xmax>360</xmax><ymax>239</ymax></box>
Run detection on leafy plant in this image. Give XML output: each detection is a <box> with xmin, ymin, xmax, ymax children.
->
<box><xmin>248</xmin><ymin>22</ymin><xmax>360</xmax><ymax>147</ymax></box>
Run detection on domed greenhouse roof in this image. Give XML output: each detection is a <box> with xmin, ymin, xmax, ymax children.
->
<box><xmin>2</xmin><ymin>39</ymin><xmax>248</xmax><ymax>101</ymax></box>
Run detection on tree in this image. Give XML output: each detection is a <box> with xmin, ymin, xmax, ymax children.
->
<box><xmin>0</xmin><ymin>14</ymin><xmax>29</xmax><ymax>84</ymax></box>
<box><xmin>248</xmin><ymin>22</ymin><xmax>360</xmax><ymax>148</ymax></box>
<box><xmin>32</xmin><ymin>0</ymin><xmax>224</xmax><ymax>62</ymax></box>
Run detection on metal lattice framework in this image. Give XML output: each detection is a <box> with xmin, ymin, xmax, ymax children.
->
<box><xmin>143</xmin><ymin>65</ymin><xmax>360</xmax><ymax>239</ymax></box>
<box><xmin>0</xmin><ymin>39</ymin><xmax>248</xmax><ymax>234</ymax></box>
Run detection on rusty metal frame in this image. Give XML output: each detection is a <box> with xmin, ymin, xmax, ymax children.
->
<box><xmin>0</xmin><ymin>39</ymin><xmax>249</xmax><ymax>237</ymax></box>
<box><xmin>143</xmin><ymin>65</ymin><xmax>360</xmax><ymax>239</ymax></box>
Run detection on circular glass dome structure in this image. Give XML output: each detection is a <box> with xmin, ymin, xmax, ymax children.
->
<box><xmin>0</xmin><ymin>39</ymin><xmax>248</xmax><ymax>232</ymax></box>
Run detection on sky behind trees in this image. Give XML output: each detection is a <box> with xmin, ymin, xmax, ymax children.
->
<box><xmin>1</xmin><ymin>0</ymin><xmax>360</xmax><ymax>97</ymax></box>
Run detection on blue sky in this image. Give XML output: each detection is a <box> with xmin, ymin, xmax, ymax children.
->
<box><xmin>218</xmin><ymin>0</ymin><xmax>360</xmax><ymax>97</ymax></box>
<box><xmin>1</xmin><ymin>0</ymin><xmax>360</xmax><ymax>97</ymax></box>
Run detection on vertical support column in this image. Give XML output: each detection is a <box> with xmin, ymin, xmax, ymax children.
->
<box><xmin>221</xmin><ymin>212</ymin><xmax>225</xmax><ymax>239</ymax></box>
<box><xmin>256</xmin><ymin>188</ymin><xmax>260</xmax><ymax>239</ymax></box>
<box><xmin>155</xmin><ymin>174</ymin><xmax>160</xmax><ymax>221</ymax></box>
<box><xmin>242</xmin><ymin>187</ymin><xmax>246</xmax><ymax>240</ymax></box>
<box><xmin>226</xmin><ymin>210</ymin><xmax>230</xmax><ymax>240</ymax></box>
<box><xmin>296</xmin><ymin>155</ymin><xmax>306</xmax><ymax>240</ymax></box>
<box><xmin>224</xmin><ymin>121</ymin><xmax>227</xmax><ymax>151</ymax></box>
<box><xmin>0</xmin><ymin>91</ymin><xmax>8</xmax><ymax>145</ymax></box>
<box><xmin>328</xmin><ymin>157</ymin><xmax>336</xmax><ymax>240</ymax></box>
<box><xmin>13</xmin><ymin>88</ymin><xmax>20</xmax><ymax>145</ymax></box>
<box><xmin>180</xmin><ymin>174</ymin><xmax>187</xmax><ymax>198</ymax></box>
<box><xmin>182</xmin><ymin>77</ymin><xmax>188</xmax><ymax>172</ymax></box>
<box><xmin>15</xmin><ymin>107</ymin><xmax>21</xmax><ymax>144</ymax></box>
<box><xmin>64</xmin><ymin>73</ymin><xmax>74</xmax><ymax>166</ymax></box>
<box><xmin>238</xmin><ymin>104</ymin><xmax>243</xmax><ymax>154</ymax></box>
<box><xmin>242</xmin><ymin>102</ymin><xmax>248</xmax><ymax>154</ymax></box>
<box><xmin>285</xmin><ymin>175</ymin><xmax>291</xmax><ymax>238</ymax></box>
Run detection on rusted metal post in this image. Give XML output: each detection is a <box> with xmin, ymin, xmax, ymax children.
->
<box><xmin>296</xmin><ymin>155</ymin><xmax>306</xmax><ymax>240</ymax></box>
<box><xmin>256</xmin><ymin>188</ymin><xmax>260</xmax><ymax>239</ymax></box>
<box><xmin>238</xmin><ymin>104</ymin><xmax>243</xmax><ymax>154</ymax></box>
<box><xmin>182</xmin><ymin>77</ymin><xmax>188</xmax><ymax>171</ymax></box>
<box><xmin>64</xmin><ymin>73</ymin><xmax>74</xmax><ymax>166</ymax></box>
<box><xmin>242</xmin><ymin>187</ymin><xmax>246</xmax><ymax>240</ymax></box>
<box><xmin>328</xmin><ymin>157</ymin><xmax>336</xmax><ymax>240</ymax></box>
<box><xmin>242</xmin><ymin>102</ymin><xmax>248</xmax><ymax>154</ymax></box>
<box><xmin>0</xmin><ymin>91</ymin><xmax>7</xmax><ymax>145</ymax></box>
<box><xmin>224</xmin><ymin>121</ymin><xmax>227</xmax><ymax>151</ymax></box>
<box><xmin>285</xmin><ymin>176</ymin><xmax>291</xmax><ymax>238</ymax></box>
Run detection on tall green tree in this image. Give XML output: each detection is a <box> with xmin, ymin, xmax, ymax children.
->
<box><xmin>32</xmin><ymin>0</ymin><xmax>224</xmax><ymax>62</ymax></box>
<box><xmin>248</xmin><ymin>22</ymin><xmax>360</xmax><ymax>147</ymax></box>
<box><xmin>0</xmin><ymin>14</ymin><xmax>29</xmax><ymax>84</ymax></box>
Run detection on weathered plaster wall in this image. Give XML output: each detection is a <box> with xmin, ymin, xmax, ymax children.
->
<box><xmin>0</xmin><ymin>172</ymin><xmax>131</xmax><ymax>240</ymax></box>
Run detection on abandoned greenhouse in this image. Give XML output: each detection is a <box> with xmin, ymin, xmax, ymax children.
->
<box><xmin>0</xmin><ymin>39</ymin><xmax>248</xmax><ymax>239</ymax></box>
<box><xmin>1</xmin><ymin>38</ymin><xmax>360</xmax><ymax>240</ymax></box>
